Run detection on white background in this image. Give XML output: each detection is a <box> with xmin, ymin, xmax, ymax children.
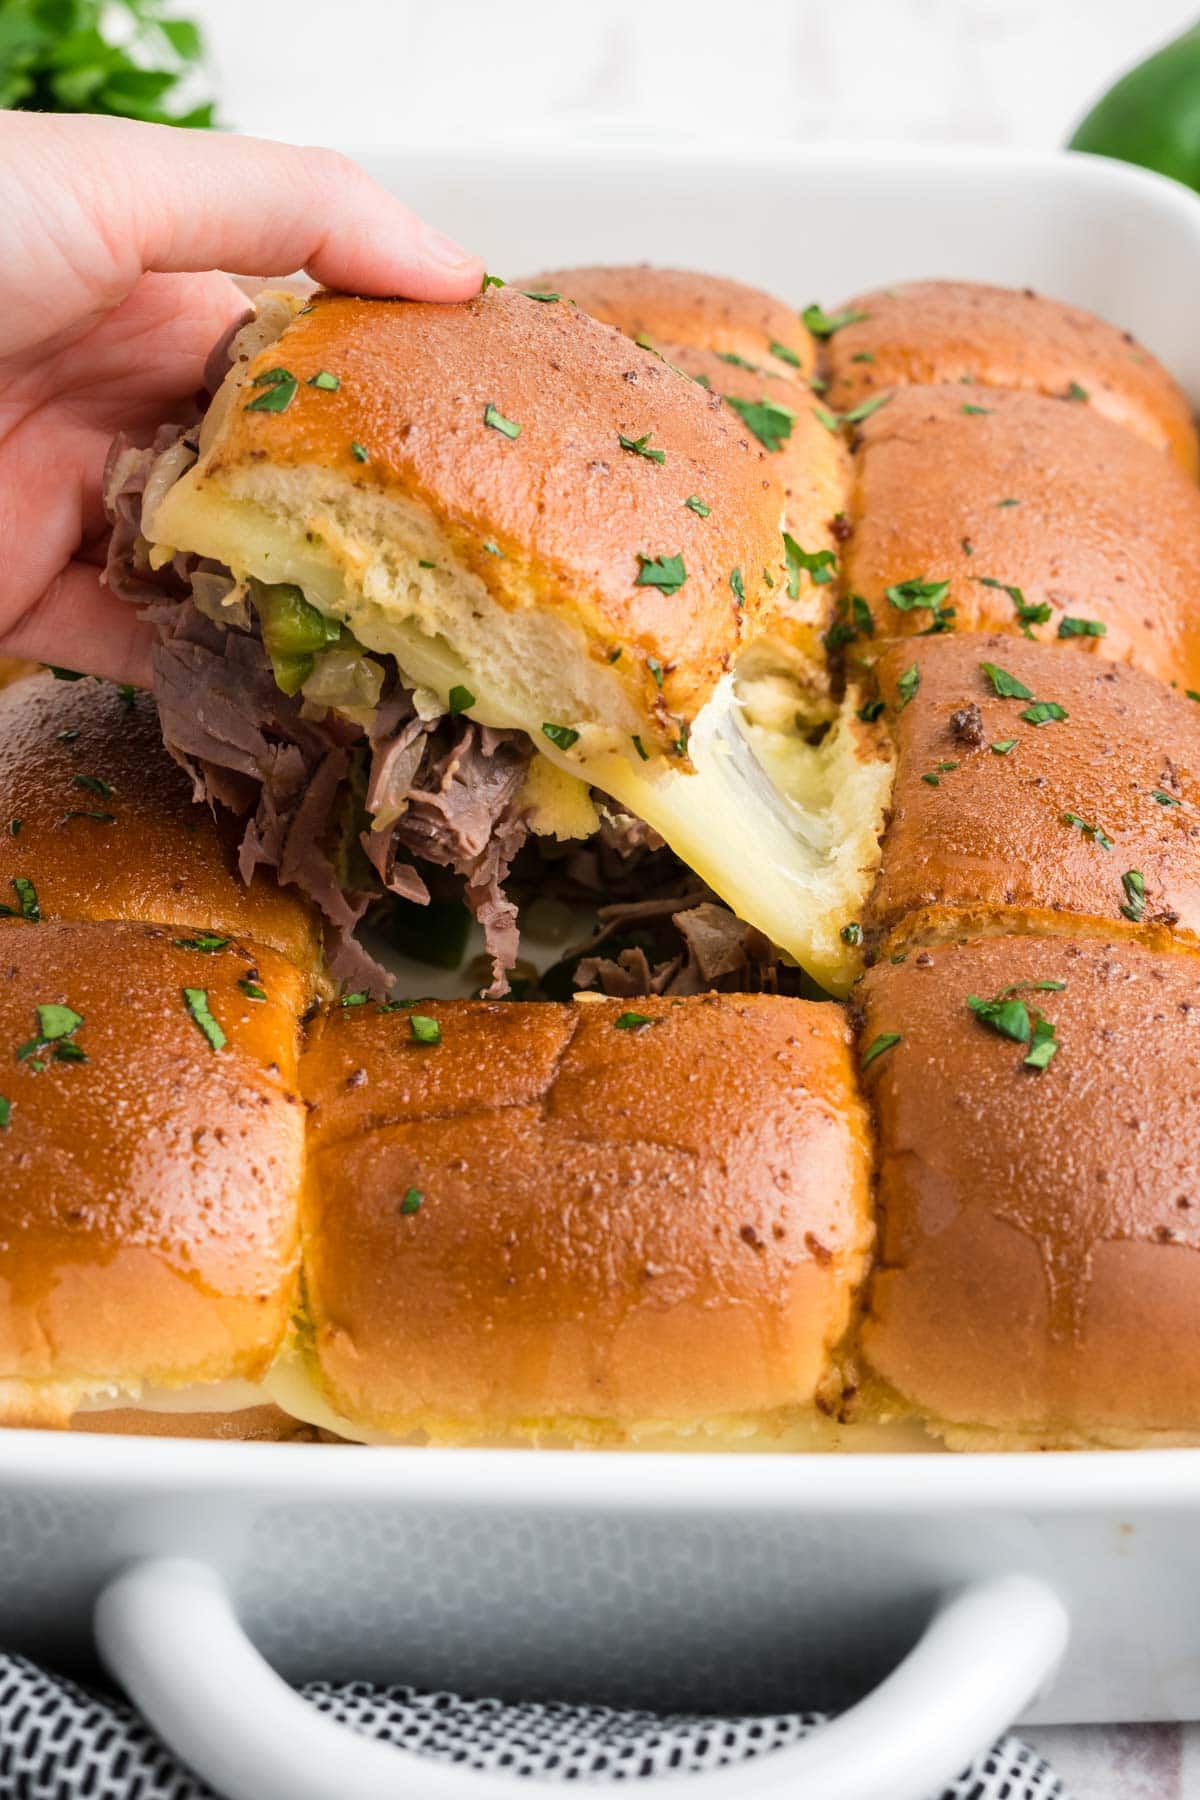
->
<box><xmin>193</xmin><ymin>0</ymin><xmax>1198</xmax><ymax>154</ymax></box>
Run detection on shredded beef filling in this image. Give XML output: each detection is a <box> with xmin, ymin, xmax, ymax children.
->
<box><xmin>102</xmin><ymin>427</ymin><xmax>531</xmax><ymax>995</ymax></box>
<box><xmin>102</xmin><ymin>424</ymin><xmax>793</xmax><ymax>1000</ymax></box>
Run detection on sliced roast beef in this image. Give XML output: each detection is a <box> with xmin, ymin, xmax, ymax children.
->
<box><xmin>102</xmin><ymin>427</ymin><xmax>532</xmax><ymax>994</ymax></box>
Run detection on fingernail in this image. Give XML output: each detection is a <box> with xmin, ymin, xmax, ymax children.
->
<box><xmin>418</xmin><ymin>223</ymin><xmax>479</xmax><ymax>271</ymax></box>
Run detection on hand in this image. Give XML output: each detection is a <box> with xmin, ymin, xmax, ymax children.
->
<box><xmin>0</xmin><ymin>112</ymin><xmax>484</xmax><ymax>685</ymax></box>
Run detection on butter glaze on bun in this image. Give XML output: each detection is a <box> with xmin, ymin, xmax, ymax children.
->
<box><xmin>0</xmin><ymin>673</ymin><xmax>319</xmax><ymax>970</ymax></box>
<box><xmin>520</xmin><ymin>265</ymin><xmax>814</xmax><ymax>379</ymax></box>
<box><xmin>862</xmin><ymin>633</ymin><xmax>1200</xmax><ymax>955</ymax></box>
<box><xmin>148</xmin><ymin>288</ymin><xmax>787</xmax><ymax>753</ymax></box>
<box><xmin>824</xmin><ymin>279</ymin><xmax>1199</xmax><ymax>475</ymax></box>
<box><xmin>0</xmin><ymin>921</ymin><xmax>306</xmax><ymax>1425</ymax></box>
<box><xmin>840</xmin><ymin>385</ymin><xmax>1200</xmax><ymax>692</ymax></box>
<box><xmin>856</xmin><ymin>935</ymin><xmax>1200</xmax><ymax>1447</ymax></box>
<box><xmin>299</xmin><ymin>994</ymin><xmax>874</xmax><ymax>1446</ymax></box>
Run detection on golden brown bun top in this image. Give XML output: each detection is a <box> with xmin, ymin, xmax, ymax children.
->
<box><xmin>864</xmin><ymin>632</ymin><xmax>1200</xmax><ymax>950</ymax></box>
<box><xmin>520</xmin><ymin>265</ymin><xmax>814</xmax><ymax>376</ymax></box>
<box><xmin>857</xmin><ymin>935</ymin><xmax>1200</xmax><ymax>1441</ymax></box>
<box><xmin>841</xmin><ymin>385</ymin><xmax>1200</xmax><ymax>693</ymax></box>
<box><xmin>824</xmin><ymin>279</ymin><xmax>1199</xmax><ymax>475</ymax></box>
<box><xmin>217</xmin><ymin>289</ymin><xmax>787</xmax><ymax>728</ymax></box>
<box><xmin>663</xmin><ymin>344</ymin><xmax>848</xmax><ymax>620</ymax></box>
<box><xmin>0</xmin><ymin>921</ymin><xmax>306</xmax><ymax>1406</ymax></box>
<box><xmin>300</xmin><ymin>993</ymin><xmax>874</xmax><ymax>1439</ymax></box>
<box><xmin>0</xmin><ymin>675</ymin><xmax>319</xmax><ymax>970</ymax></box>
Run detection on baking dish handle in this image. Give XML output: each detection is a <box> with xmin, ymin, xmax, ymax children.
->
<box><xmin>95</xmin><ymin>1557</ymin><xmax>1067</xmax><ymax>1800</ymax></box>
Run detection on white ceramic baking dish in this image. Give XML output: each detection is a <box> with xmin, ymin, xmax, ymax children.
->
<box><xmin>9</xmin><ymin>143</ymin><xmax>1200</xmax><ymax>1800</ymax></box>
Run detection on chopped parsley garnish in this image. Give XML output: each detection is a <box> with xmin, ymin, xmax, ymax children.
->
<box><xmin>349</xmin><ymin>441</ymin><xmax>369</xmax><ymax>463</ymax></box>
<box><xmin>1020</xmin><ymin>700</ymin><xmax>1069</xmax><ymax>726</ymax></box>
<box><xmin>614</xmin><ymin>1011</ymin><xmax>653</xmax><ymax>1031</ymax></box>
<box><xmin>730</xmin><ymin>568</ymin><xmax>745</xmax><ymax>607</ymax></box>
<box><xmin>961</xmin><ymin>403</ymin><xmax>992</xmax><ymax>415</ymax></box>
<box><xmin>1061</xmin><ymin>811</ymin><xmax>1113</xmax><ymax>849</ymax></box>
<box><xmin>250</xmin><ymin>367</ymin><xmax>292</xmax><ymax>388</ymax></box>
<box><xmin>841</xmin><ymin>922</ymin><xmax>862</xmax><ymax>946</ymax></box>
<box><xmin>725</xmin><ymin>394</ymin><xmax>797</xmax><ymax>452</ymax></box>
<box><xmin>815</xmin><ymin>392</ymin><xmax>893</xmax><ymax>432</ymax></box>
<box><xmin>684</xmin><ymin>495</ymin><xmax>710</xmax><ymax>517</ymax></box>
<box><xmin>802</xmin><ymin>303</ymin><xmax>868</xmax><ymax>338</ymax></box>
<box><xmin>990</xmin><ymin>738</ymin><xmax>1018</xmax><ymax>754</ymax></box>
<box><xmin>886</xmin><ymin>577</ymin><xmax>955</xmax><ymax>634</ymax></box>
<box><xmin>968</xmin><ymin>982</ymin><xmax>1063</xmax><ymax>1069</ymax></box>
<box><xmin>857</xmin><ymin>698</ymin><xmax>886</xmax><ymax>723</ymax></box>
<box><xmin>981</xmin><ymin>662</ymin><xmax>1033</xmax><ymax>700</ymax></box>
<box><xmin>245</xmin><ymin>375</ymin><xmax>297</xmax><ymax>413</ymax></box>
<box><xmin>338</xmin><ymin>992</ymin><xmax>369</xmax><ymax>1008</ymax></box>
<box><xmin>1057</xmin><ymin>616</ymin><xmax>1107</xmax><ymax>639</ymax></box>
<box><xmin>400</xmin><ymin>1187</ymin><xmax>423</xmax><ymax>1214</ymax></box>
<box><xmin>784</xmin><ymin>534</ymin><xmax>837</xmax><ymax>596</ymax></box>
<box><xmin>897</xmin><ymin>664</ymin><xmax>920</xmax><ymax>708</ymax></box>
<box><xmin>64</xmin><ymin>811</ymin><xmax>114</xmax><ymax>824</ymax></box>
<box><xmin>409</xmin><ymin>1015</ymin><xmax>441</xmax><ymax>1045</ymax></box>
<box><xmin>73</xmin><ymin>773</ymin><xmax>114</xmax><ymax>798</ymax></box>
<box><xmin>16</xmin><ymin>1001</ymin><xmax>86</xmax><ymax>1066</ymax></box>
<box><xmin>0</xmin><ymin>1097</ymin><xmax>10</xmax><ymax>1128</ymax></box>
<box><xmin>173</xmin><ymin>933</ymin><xmax>229</xmax><ymax>952</ymax></box>
<box><xmin>635</xmin><ymin>553</ymin><xmax>687</xmax><ymax>594</ymax></box>
<box><xmin>824</xmin><ymin>595</ymin><xmax>875</xmax><ymax>652</ymax></box>
<box><xmin>852</xmin><ymin>350</ymin><xmax>875</xmax><ymax>364</ymax></box>
<box><xmin>1066</xmin><ymin>381</ymin><xmax>1089</xmax><ymax>401</ymax></box>
<box><xmin>481</xmin><ymin>272</ymin><xmax>506</xmax><ymax>290</ymax></box>
<box><xmin>674</xmin><ymin>723</ymin><xmax>690</xmax><ymax>758</ymax></box>
<box><xmin>482</xmin><ymin>541</ymin><xmax>503</xmax><ymax>556</ymax></box>
<box><xmin>447</xmin><ymin>685</ymin><xmax>475</xmax><ymax>715</ymax></box>
<box><xmin>56</xmin><ymin>728</ymin><xmax>80</xmax><ymax>743</ymax></box>
<box><xmin>483</xmin><ymin>403</ymin><xmax>520</xmax><ymax>439</ymax></box>
<box><xmin>715</xmin><ymin>350</ymin><xmax>764</xmax><ymax>372</ymax></box>
<box><xmin>8</xmin><ymin>821</ymin><xmax>19</xmax><ymax>836</ymax></box>
<box><xmin>607</xmin><ymin>647</ymin><xmax>622</xmax><ymax>663</ymax></box>
<box><xmin>1120</xmin><ymin>869</ymin><xmax>1146</xmax><ymax>922</ymax></box>
<box><xmin>972</xmin><ymin>576</ymin><xmax>1051</xmax><ymax>632</ymax></box>
<box><xmin>769</xmin><ymin>340</ymin><xmax>802</xmax><ymax>367</ymax></box>
<box><xmin>618</xmin><ymin>432</ymin><xmax>665</xmax><ymax>464</ymax></box>
<box><xmin>996</xmin><ymin>497</ymin><xmax>1020</xmax><ymax>508</ymax></box>
<box><xmin>1153</xmin><ymin>789</ymin><xmax>1181</xmax><ymax>806</ymax></box>
<box><xmin>238</xmin><ymin>979</ymin><xmax>267</xmax><ymax>1002</ymax></box>
<box><xmin>646</xmin><ymin>658</ymin><xmax>665</xmax><ymax>689</ymax></box>
<box><xmin>48</xmin><ymin>667</ymin><xmax>84</xmax><ymax>681</ymax></box>
<box><xmin>308</xmin><ymin>370</ymin><xmax>340</xmax><ymax>391</ymax></box>
<box><xmin>861</xmin><ymin>1032</ymin><xmax>901</xmax><ymax>1068</ymax></box>
<box><xmin>631</xmin><ymin>735</ymin><xmax>649</xmax><ymax>761</ymax></box>
<box><xmin>542</xmin><ymin>723</ymin><xmax>580</xmax><ymax>751</ymax></box>
<box><xmin>0</xmin><ymin>877</ymin><xmax>40</xmax><ymax>921</ymax></box>
<box><xmin>183</xmin><ymin>987</ymin><xmax>225</xmax><ymax>1052</ymax></box>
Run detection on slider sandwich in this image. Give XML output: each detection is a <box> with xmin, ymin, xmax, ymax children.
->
<box><xmin>105</xmin><ymin>281</ymin><xmax>889</xmax><ymax>999</ymax></box>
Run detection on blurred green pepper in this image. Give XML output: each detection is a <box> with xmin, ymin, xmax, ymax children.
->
<box><xmin>251</xmin><ymin>580</ymin><xmax>343</xmax><ymax>696</ymax></box>
<box><xmin>1069</xmin><ymin>23</ymin><xmax>1200</xmax><ymax>193</ymax></box>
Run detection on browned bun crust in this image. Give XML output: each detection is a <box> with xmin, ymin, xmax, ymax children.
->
<box><xmin>209</xmin><ymin>289</ymin><xmax>788</xmax><ymax>734</ymax></box>
<box><xmin>299</xmin><ymin>994</ymin><xmax>874</xmax><ymax>1445</ymax></box>
<box><xmin>519</xmin><ymin>266</ymin><xmax>813</xmax><ymax>377</ymax></box>
<box><xmin>824</xmin><ymin>279</ymin><xmax>1199</xmax><ymax>475</ymax></box>
<box><xmin>0</xmin><ymin>675</ymin><xmax>319</xmax><ymax>970</ymax></box>
<box><xmin>661</xmin><ymin>344</ymin><xmax>848</xmax><ymax>654</ymax></box>
<box><xmin>855</xmin><ymin>935</ymin><xmax>1200</xmax><ymax>1446</ymax></box>
<box><xmin>840</xmin><ymin>385</ymin><xmax>1200</xmax><ymax>692</ymax></box>
<box><xmin>67</xmin><ymin>1404</ymin><xmax>324</xmax><ymax>1440</ymax></box>
<box><xmin>0</xmin><ymin>920</ymin><xmax>306</xmax><ymax>1422</ymax></box>
<box><xmin>862</xmin><ymin>633</ymin><xmax>1200</xmax><ymax>954</ymax></box>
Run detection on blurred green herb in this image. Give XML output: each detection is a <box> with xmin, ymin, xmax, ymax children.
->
<box><xmin>0</xmin><ymin>0</ymin><xmax>217</xmax><ymax>127</ymax></box>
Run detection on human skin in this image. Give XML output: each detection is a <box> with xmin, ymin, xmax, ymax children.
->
<box><xmin>0</xmin><ymin>112</ymin><xmax>484</xmax><ymax>684</ymax></box>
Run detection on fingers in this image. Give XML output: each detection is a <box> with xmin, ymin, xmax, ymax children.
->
<box><xmin>0</xmin><ymin>562</ymin><xmax>155</xmax><ymax>689</ymax></box>
<box><xmin>0</xmin><ymin>113</ymin><xmax>484</xmax><ymax>349</ymax></box>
